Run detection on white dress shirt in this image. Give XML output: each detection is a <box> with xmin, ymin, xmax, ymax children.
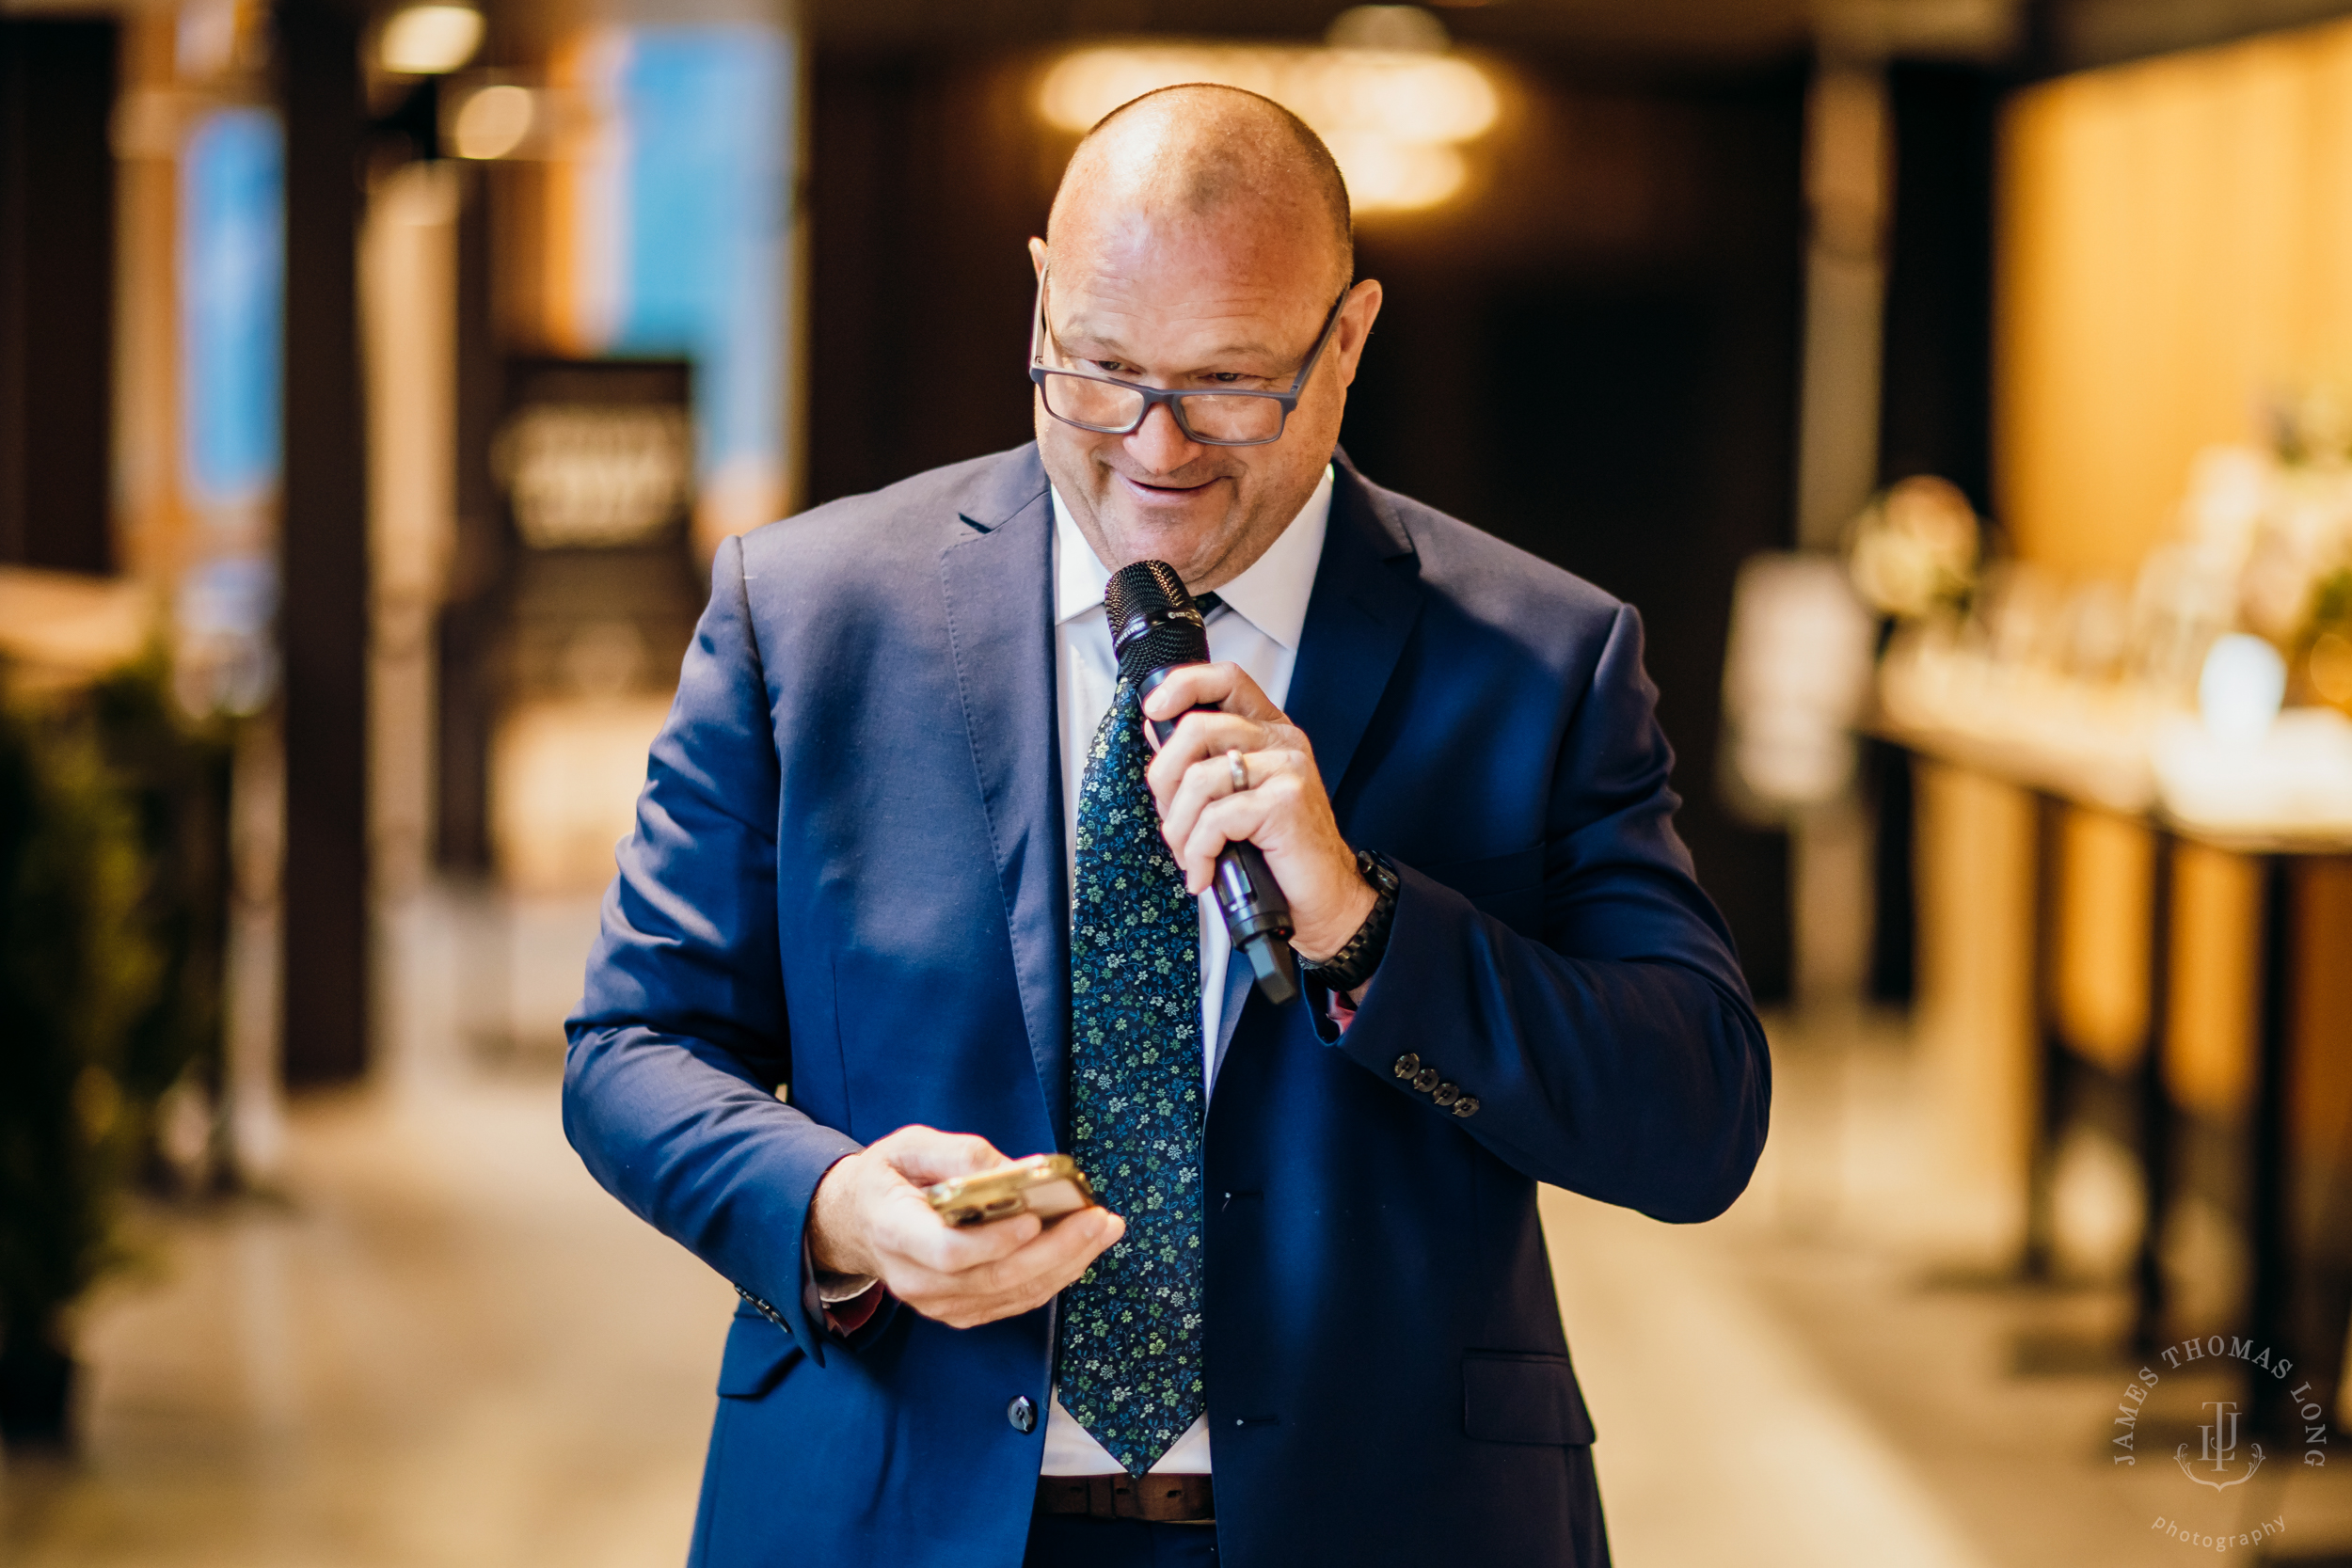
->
<box><xmin>1040</xmin><ymin>464</ymin><xmax>1334</xmax><ymax>1478</ymax></box>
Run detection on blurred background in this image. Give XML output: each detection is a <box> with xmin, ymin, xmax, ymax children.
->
<box><xmin>7</xmin><ymin>0</ymin><xmax>2352</xmax><ymax>1561</ymax></box>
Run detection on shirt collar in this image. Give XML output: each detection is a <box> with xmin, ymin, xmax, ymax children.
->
<box><xmin>1051</xmin><ymin>464</ymin><xmax>1334</xmax><ymax>652</ymax></box>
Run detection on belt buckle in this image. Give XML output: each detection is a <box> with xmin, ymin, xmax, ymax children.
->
<box><xmin>1037</xmin><ymin>1472</ymin><xmax>1214</xmax><ymax>1525</ymax></box>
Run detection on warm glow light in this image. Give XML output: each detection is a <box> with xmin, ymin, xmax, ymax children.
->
<box><xmin>451</xmin><ymin>83</ymin><xmax>535</xmax><ymax>159</ymax></box>
<box><xmin>380</xmin><ymin>5</ymin><xmax>484</xmax><ymax>75</ymax></box>
<box><xmin>2200</xmin><ymin>633</ymin><xmax>2287</xmax><ymax>743</ymax></box>
<box><xmin>1320</xmin><ymin>135</ymin><xmax>1466</xmax><ymax>213</ymax></box>
<box><xmin>1036</xmin><ymin>43</ymin><xmax>1500</xmax><ymax>214</ymax></box>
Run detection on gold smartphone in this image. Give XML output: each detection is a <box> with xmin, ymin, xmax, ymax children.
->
<box><xmin>923</xmin><ymin>1154</ymin><xmax>1100</xmax><ymax>1227</ymax></box>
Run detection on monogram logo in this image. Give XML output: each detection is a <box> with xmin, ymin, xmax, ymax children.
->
<box><xmin>2174</xmin><ymin>1400</ymin><xmax>2265</xmax><ymax>1490</ymax></box>
<box><xmin>2119</xmin><ymin>1337</ymin><xmax>2333</xmax><ymax>1552</ymax></box>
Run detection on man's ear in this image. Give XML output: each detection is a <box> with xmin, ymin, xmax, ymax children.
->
<box><xmin>1335</xmin><ymin>277</ymin><xmax>1384</xmax><ymax>387</ymax></box>
<box><xmin>1028</xmin><ymin>237</ymin><xmax>1047</xmax><ymax>277</ymax></box>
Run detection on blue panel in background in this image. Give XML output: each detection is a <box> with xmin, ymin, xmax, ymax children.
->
<box><xmin>180</xmin><ymin>108</ymin><xmax>285</xmax><ymax>511</ymax></box>
<box><xmin>612</xmin><ymin>26</ymin><xmax>791</xmax><ymax>485</ymax></box>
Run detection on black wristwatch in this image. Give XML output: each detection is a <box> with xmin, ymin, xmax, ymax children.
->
<box><xmin>1299</xmin><ymin>848</ymin><xmax>1399</xmax><ymax>994</ymax></box>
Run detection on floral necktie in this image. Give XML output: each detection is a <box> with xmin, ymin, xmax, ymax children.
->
<box><xmin>1055</xmin><ymin>676</ymin><xmax>1206</xmax><ymax>1476</ymax></box>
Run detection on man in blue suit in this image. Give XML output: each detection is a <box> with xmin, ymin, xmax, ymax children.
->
<box><xmin>566</xmin><ymin>84</ymin><xmax>1770</xmax><ymax>1567</ymax></box>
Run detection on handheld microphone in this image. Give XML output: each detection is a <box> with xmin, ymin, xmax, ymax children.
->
<box><xmin>1104</xmin><ymin>560</ymin><xmax>1299</xmax><ymax>1007</ymax></box>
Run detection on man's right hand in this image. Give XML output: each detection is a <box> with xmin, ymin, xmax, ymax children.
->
<box><xmin>806</xmin><ymin>1125</ymin><xmax>1125</xmax><ymax>1330</ymax></box>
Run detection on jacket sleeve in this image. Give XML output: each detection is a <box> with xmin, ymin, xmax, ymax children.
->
<box><xmin>562</xmin><ymin>534</ymin><xmax>865</xmax><ymax>1361</ymax></box>
<box><xmin>1322</xmin><ymin>604</ymin><xmax>1772</xmax><ymax>1222</ymax></box>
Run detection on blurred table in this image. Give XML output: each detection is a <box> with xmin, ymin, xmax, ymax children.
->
<box><xmin>1877</xmin><ymin>655</ymin><xmax>2352</xmax><ymax>1435</ymax></box>
<box><xmin>0</xmin><ymin>565</ymin><xmax>151</xmax><ymax>690</ymax></box>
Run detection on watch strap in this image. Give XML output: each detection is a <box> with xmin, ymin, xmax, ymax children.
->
<box><xmin>1299</xmin><ymin>848</ymin><xmax>1398</xmax><ymax>993</ymax></box>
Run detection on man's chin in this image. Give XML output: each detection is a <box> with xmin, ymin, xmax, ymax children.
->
<box><xmin>1095</xmin><ymin>491</ymin><xmax>1236</xmax><ymax>570</ymax></box>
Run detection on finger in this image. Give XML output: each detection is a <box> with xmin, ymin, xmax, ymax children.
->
<box><xmin>1167</xmin><ymin>746</ymin><xmax>1300</xmax><ymax>835</ymax></box>
<box><xmin>908</xmin><ymin>1210</ymin><xmax>1128</xmax><ymax>1323</ymax></box>
<box><xmin>1139</xmin><ymin>662</ymin><xmax>1279</xmax><ymax>724</ymax></box>
<box><xmin>1154</xmin><ymin>754</ymin><xmax>1223</xmax><ymax>871</ymax></box>
<box><xmin>1144</xmin><ymin>711</ymin><xmax>1278</xmax><ymax>810</ymax></box>
<box><xmin>1158</xmin><ymin>747</ymin><xmax>1279</xmax><ymax>874</ymax></box>
<box><xmin>884</xmin><ymin>1209</ymin><xmax>1126</xmax><ymax>1325</ymax></box>
<box><xmin>908</xmin><ymin>1204</ymin><xmax>1120</xmax><ymax>1290</ymax></box>
<box><xmin>1179</xmin><ymin>786</ymin><xmax>1279</xmax><ymax>893</ymax></box>
<box><xmin>879</xmin><ymin>1187</ymin><xmax>1045</xmax><ymax>1274</ymax></box>
<box><xmin>962</xmin><ymin>1207</ymin><xmax>1125</xmax><ymax>1300</ymax></box>
<box><xmin>875</xmin><ymin>1127</ymin><xmax>1011</xmax><ymax>1185</ymax></box>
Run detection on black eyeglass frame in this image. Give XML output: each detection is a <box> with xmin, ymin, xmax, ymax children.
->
<box><xmin>1026</xmin><ymin>274</ymin><xmax>1352</xmax><ymax>448</ymax></box>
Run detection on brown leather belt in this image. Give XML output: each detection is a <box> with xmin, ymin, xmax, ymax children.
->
<box><xmin>1035</xmin><ymin>1473</ymin><xmax>1215</xmax><ymax>1524</ymax></box>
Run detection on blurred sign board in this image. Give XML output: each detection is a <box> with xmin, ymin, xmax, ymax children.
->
<box><xmin>493</xmin><ymin>400</ymin><xmax>692</xmax><ymax>551</ymax></box>
<box><xmin>438</xmin><ymin>357</ymin><xmax>701</xmax><ymax>881</ymax></box>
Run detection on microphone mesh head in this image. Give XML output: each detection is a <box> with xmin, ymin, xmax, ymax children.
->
<box><xmin>1118</xmin><ymin>620</ymin><xmax>1209</xmax><ymax>683</ymax></box>
<box><xmin>1105</xmin><ymin>560</ymin><xmax>1209</xmax><ymax>679</ymax></box>
<box><xmin>1104</xmin><ymin>560</ymin><xmax>1189</xmax><ymax>632</ymax></box>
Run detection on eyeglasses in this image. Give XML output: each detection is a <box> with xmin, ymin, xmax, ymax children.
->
<box><xmin>1027</xmin><ymin>274</ymin><xmax>1349</xmax><ymax>448</ymax></box>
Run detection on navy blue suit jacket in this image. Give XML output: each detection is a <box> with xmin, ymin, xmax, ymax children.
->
<box><xmin>564</xmin><ymin>444</ymin><xmax>1771</xmax><ymax>1567</ymax></box>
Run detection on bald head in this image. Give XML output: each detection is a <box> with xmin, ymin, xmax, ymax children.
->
<box><xmin>1048</xmin><ymin>84</ymin><xmax>1353</xmax><ymax>296</ymax></box>
<box><xmin>1025</xmin><ymin>82</ymin><xmax>1382</xmax><ymax>595</ymax></box>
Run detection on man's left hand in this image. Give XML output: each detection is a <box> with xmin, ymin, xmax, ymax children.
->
<box><xmin>1141</xmin><ymin>662</ymin><xmax>1376</xmax><ymax>963</ymax></box>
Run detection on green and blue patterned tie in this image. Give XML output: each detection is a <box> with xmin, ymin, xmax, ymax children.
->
<box><xmin>1056</xmin><ymin>676</ymin><xmax>1206</xmax><ymax>1476</ymax></box>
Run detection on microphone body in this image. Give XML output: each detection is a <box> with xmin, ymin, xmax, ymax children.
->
<box><xmin>1104</xmin><ymin>561</ymin><xmax>1300</xmax><ymax>1006</ymax></box>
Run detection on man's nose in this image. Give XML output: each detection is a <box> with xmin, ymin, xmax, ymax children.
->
<box><xmin>1122</xmin><ymin>400</ymin><xmax>1200</xmax><ymax>475</ymax></box>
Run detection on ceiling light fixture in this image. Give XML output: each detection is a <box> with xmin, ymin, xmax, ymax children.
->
<box><xmin>380</xmin><ymin>5</ymin><xmax>484</xmax><ymax>76</ymax></box>
<box><xmin>1036</xmin><ymin>12</ymin><xmax>1500</xmax><ymax>215</ymax></box>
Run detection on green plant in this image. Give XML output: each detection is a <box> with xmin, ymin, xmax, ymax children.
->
<box><xmin>87</xmin><ymin>658</ymin><xmax>232</xmax><ymax>1177</ymax></box>
<box><xmin>0</xmin><ymin>681</ymin><xmax>168</xmax><ymax>1440</ymax></box>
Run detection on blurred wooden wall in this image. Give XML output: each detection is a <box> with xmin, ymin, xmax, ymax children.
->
<box><xmin>1919</xmin><ymin>15</ymin><xmax>2352</xmax><ymax>1256</ymax></box>
<box><xmin>1999</xmin><ymin>16</ymin><xmax>2352</xmax><ymax>575</ymax></box>
<box><xmin>0</xmin><ymin>18</ymin><xmax>117</xmax><ymax>576</ymax></box>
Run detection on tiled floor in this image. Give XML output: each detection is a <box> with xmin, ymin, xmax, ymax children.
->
<box><xmin>1</xmin><ymin>1078</ymin><xmax>730</xmax><ymax>1568</ymax></box>
<box><xmin>1549</xmin><ymin>1019</ymin><xmax>2352</xmax><ymax>1568</ymax></box>
<box><xmin>5</xmin><ymin>906</ymin><xmax>2349</xmax><ymax>1566</ymax></box>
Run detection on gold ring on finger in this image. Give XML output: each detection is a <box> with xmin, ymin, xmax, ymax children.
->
<box><xmin>1227</xmin><ymin>749</ymin><xmax>1248</xmax><ymax>793</ymax></box>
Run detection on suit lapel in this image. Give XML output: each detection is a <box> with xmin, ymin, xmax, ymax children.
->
<box><xmin>1212</xmin><ymin>951</ymin><xmax>1252</xmax><ymax>1085</ymax></box>
<box><xmin>1215</xmin><ymin>460</ymin><xmax>1419</xmax><ymax>1093</ymax></box>
<box><xmin>1285</xmin><ymin>454</ymin><xmax>1423</xmax><ymax>809</ymax></box>
<box><xmin>938</xmin><ymin>448</ymin><xmax>1072</xmax><ymax>1142</ymax></box>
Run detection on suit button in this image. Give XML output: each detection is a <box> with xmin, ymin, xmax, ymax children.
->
<box><xmin>1432</xmin><ymin>1082</ymin><xmax>1460</xmax><ymax>1107</ymax></box>
<box><xmin>1412</xmin><ymin>1067</ymin><xmax>1439</xmax><ymax>1093</ymax></box>
<box><xmin>1008</xmin><ymin>1396</ymin><xmax>1037</xmax><ymax>1433</ymax></box>
<box><xmin>1392</xmin><ymin>1053</ymin><xmax>1420</xmax><ymax>1080</ymax></box>
<box><xmin>1452</xmin><ymin>1096</ymin><xmax>1480</xmax><ymax>1117</ymax></box>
